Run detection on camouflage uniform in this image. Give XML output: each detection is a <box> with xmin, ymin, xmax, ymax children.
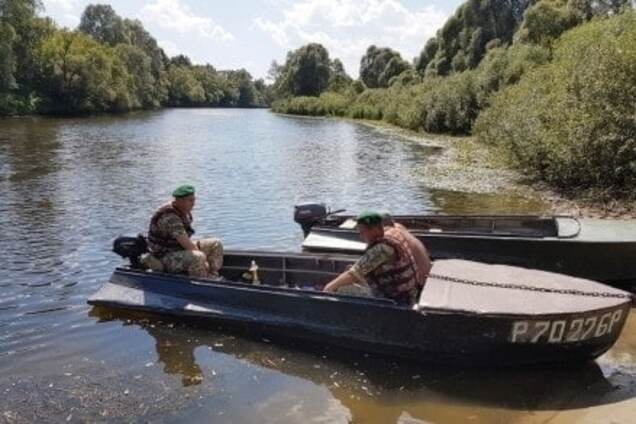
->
<box><xmin>349</xmin><ymin>243</ymin><xmax>395</xmax><ymax>285</ymax></box>
<box><xmin>148</xmin><ymin>207</ymin><xmax>223</xmax><ymax>278</ymax></box>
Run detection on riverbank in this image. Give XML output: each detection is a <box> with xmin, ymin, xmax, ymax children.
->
<box><xmin>276</xmin><ymin>112</ymin><xmax>636</xmax><ymax>219</ymax></box>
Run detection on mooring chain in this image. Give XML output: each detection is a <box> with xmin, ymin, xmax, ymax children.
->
<box><xmin>429</xmin><ymin>273</ymin><xmax>634</xmax><ymax>300</ymax></box>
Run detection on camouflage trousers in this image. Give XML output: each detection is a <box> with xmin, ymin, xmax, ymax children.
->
<box><xmin>161</xmin><ymin>238</ymin><xmax>224</xmax><ymax>278</ymax></box>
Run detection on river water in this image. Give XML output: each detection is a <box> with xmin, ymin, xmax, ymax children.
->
<box><xmin>0</xmin><ymin>109</ymin><xmax>634</xmax><ymax>423</ymax></box>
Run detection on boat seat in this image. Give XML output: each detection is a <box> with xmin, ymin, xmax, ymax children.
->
<box><xmin>339</xmin><ymin>219</ymin><xmax>357</xmax><ymax>229</ymax></box>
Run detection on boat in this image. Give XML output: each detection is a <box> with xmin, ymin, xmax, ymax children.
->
<box><xmin>294</xmin><ymin>203</ymin><xmax>636</xmax><ymax>284</ymax></box>
<box><xmin>88</xmin><ymin>236</ymin><xmax>633</xmax><ymax>366</ymax></box>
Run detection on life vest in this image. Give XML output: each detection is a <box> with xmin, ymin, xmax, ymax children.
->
<box><xmin>366</xmin><ymin>226</ymin><xmax>421</xmax><ymax>305</ymax></box>
<box><xmin>147</xmin><ymin>203</ymin><xmax>195</xmax><ymax>250</ymax></box>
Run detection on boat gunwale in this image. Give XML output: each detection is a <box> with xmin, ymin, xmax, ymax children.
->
<box><xmin>107</xmin><ymin>267</ymin><xmax>631</xmax><ymax>321</ymax></box>
<box><xmin>314</xmin><ymin>214</ymin><xmax>585</xmax><ymax>240</ymax></box>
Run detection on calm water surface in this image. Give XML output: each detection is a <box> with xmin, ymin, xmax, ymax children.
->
<box><xmin>0</xmin><ymin>109</ymin><xmax>634</xmax><ymax>423</ymax></box>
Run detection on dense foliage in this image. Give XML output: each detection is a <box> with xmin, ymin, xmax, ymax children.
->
<box><xmin>476</xmin><ymin>11</ymin><xmax>636</xmax><ymax>194</ymax></box>
<box><xmin>270</xmin><ymin>43</ymin><xmax>353</xmax><ymax>98</ymax></box>
<box><xmin>0</xmin><ymin>1</ymin><xmax>268</xmax><ymax>115</ymax></box>
<box><xmin>414</xmin><ymin>0</ymin><xmax>529</xmax><ymax>76</ymax></box>
<box><xmin>360</xmin><ymin>46</ymin><xmax>411</xmax><ymax>88</ymax></box>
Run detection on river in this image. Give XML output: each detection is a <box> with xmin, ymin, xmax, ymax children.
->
<box><xmin>0</xmin><ymin>109</ymin><xmax>634</xmax><ymax>423</ymax></box>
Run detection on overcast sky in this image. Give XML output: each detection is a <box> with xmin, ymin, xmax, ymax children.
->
<box><xmin>41</xmin><ymin>0</ymin><xmax>465</xmax><ymax>79</ymax></box>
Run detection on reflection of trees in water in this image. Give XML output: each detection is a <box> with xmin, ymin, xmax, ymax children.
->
<box><xmin>90</xmin><ymin>306</ymin><xmax>636</xmax><ymax>423</ymax></box>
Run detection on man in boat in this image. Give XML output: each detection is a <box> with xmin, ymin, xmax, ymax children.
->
<box><xmin>145</xmin><ymin>184</ymin><xmax>224</xmax><ymax>278</ymax></box>
<box><xmin>323</xmin><ymin>210</ymin><xmax>429</xmax><ymax>305</ymax></box>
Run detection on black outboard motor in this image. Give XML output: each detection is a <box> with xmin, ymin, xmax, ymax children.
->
<box><xmin>294</xmin><ymin>203</ymin><xmax>327</xmax><ymax>237</ymax></box>
<box><xmin>113</xmin><ymin>234</ymin><xmax>148</xmax><ymax>268</ymax></box>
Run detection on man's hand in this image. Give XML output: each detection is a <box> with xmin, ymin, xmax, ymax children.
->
<box><xmin>322</xmin><ymin>270</ymin><xmax>357</xmax><ymax>293</ymax></box>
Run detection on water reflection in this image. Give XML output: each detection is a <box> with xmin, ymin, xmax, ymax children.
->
<box><xmin>90</xmin><ymin>306</ymin><xmax>636</xmax><ymax>423</ymax></box>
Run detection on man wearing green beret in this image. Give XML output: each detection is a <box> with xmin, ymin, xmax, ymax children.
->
<box><xmin>323</xmin><ymin>210</ymin><xmax>428</xmax><ymax>306</ymax></box>
<box><xmin>146</xmin><ymin>185</ymin><xmax>224</xmax><ymax>278</ymax></box>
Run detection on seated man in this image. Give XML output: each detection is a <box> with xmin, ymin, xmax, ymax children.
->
<box><xmin>323</xmin><ymin>210</ymin><xmax>427</xmax><ymax>306</ymax></box>
<box><xmin>146</xmin><ymin>184</ymin><xmax>223</xmax><ymax>278</ymax></box>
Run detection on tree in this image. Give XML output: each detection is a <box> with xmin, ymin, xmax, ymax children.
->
<box><xmin>416</xmin><ymin>0</ymin><xmax>531</xmax><ymax>76</ymax></box>
<box><xmin>36</xmin><ymin>29</ymin><xmax>132</xmax><ymax>112</ymax></box>
<box><xmin>516</xmin><ymin>1</ymin><xmax>576</xmax><ymax>46</ymax></box>
<box><xmin>165</xmin><ymin>65</ymin><xmax>205</xmax><ymax>106</ymax></box>
<box><xmin>360</xmin><ymin>45</ymin><xmax>411</xmax><ymax>88</ymax></box>
<box><xmin>225</xmin><ymin>69</ymin><xmax>256</xmax><ymax>106</ymax></box>
<box><xmin>274</xmin><ymin>43</ymin><xmax>332</xmax><ymax>97</ymax></box>
<box><xmin>192</xmin><ymin>65</ymin><xmax>222</xmax><ymax>105</ymax></box>
<box><xmin>115</xmin><ymin>43</ymin><xmax>158</xmax><ymax>108</ymax></box>
<box><xmin>1</xmin><ymin>0</ymin><xmax>53</xmax><ymax>93</ymax></box>
<box><xmin>0</xmin><ymin>22</ymin><xmax>16</xmax><ymax>92</ymax></box>
<box><xmin>78</xmin><ymin>4</ymin><xmax>129</xmax><ymax>46</ymax></box>
<box><xmin>414</xmin><ymin>38</ymin><xmax>438</xmax><ymax>75</ymax></box>
<box><xmin>267</xmin><ymin>60</ymin><xmax>282</xmax><ymax>82</ymax></box>
<box><xmin>327</xmin><ymin>58</ymin><xmax>352</xmax><ymax>92</ymax></box>
<box><xmin>122</xmin><ymin>18</ymin><xmax>168</xmax><ymax>78</ymax></box>
<box><xmin>170</xmin><ymin>54</ymin><xmax>192</xmax><ymax>67</ymax></box>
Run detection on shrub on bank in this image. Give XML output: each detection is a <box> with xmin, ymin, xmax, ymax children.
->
<box><xmin>475</xmin><ymin>12</ymin><xmax>636</xmax><ymax>194</ymax></box>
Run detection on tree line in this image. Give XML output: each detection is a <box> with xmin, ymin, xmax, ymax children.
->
<box><xmin>271</xmin><ymin>0</ymin><xmax>635</xmax><ymax>197</ymax></box>
<box><xmin>0</xmin><ymin>1</ymin><xmax>269</xmax><ymax>115</ymax></box>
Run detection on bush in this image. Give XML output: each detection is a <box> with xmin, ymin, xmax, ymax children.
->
<box><xmin>476</xmin><ymin>12</ymin><xmax>636</xmax><ymax>194</ymax></box>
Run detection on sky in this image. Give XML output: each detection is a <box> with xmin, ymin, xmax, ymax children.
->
<box><xmin>41</xmin><ymin>0</ymin><xmax>465</xmax><ymax>80</ymax></box>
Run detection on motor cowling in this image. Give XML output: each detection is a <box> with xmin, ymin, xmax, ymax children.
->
<box><xmin>113</xmin><ymin>234</ymin><xmax>148</xmax><ymax>268</ymax></box>
<box><xmin>294</xmin><ymin>203</ymin><xmax>327</xmax><ymax>237</ymax></box>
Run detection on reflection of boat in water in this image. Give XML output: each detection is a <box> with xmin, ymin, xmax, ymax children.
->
<box><xmin>294</xmin><ymin>203</ymin><xmax>636</xmax><ymax>284</ymax></box>
<box><xmin>88</xmin><ymin>305</ymin><xmax>636</xmax><ymax>423</ymax></box>
<box><xmin>88</xmin><ymin>243</ymin><xmax>633</xmax><ymax>366</ymax></box>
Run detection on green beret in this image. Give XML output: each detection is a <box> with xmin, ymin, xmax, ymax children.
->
<box><xmin>356</xmin><ymin>210</ymin><xmax>383</xmax><ymax>226</ymax></box>
<box><xmin>172</xmin><ymin>184</ymin><xmax>195</xmax><ymax>198</ymax></box>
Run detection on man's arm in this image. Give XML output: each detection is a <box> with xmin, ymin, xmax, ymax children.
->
<box><xmin>323</xmin><ymin>270</ymin><xmax>359</xmax><ymax>293</ymax></box>
<box><xmin>159</xmin><ymin>214</ymin><xmax>200</xmax><ymax>251</ymax></box>
<box><xmin>322</xmin><ymin>243</ymin><xmax>394</xmax><ymax>293</ymax></box>
<box><xmin>176</xmin><ymin>234</ymin><xmax>199</xmax><ymax>251</ymax></box>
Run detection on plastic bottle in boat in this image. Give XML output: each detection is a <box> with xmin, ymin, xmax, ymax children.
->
<box><xmin>249</xmin><ymin>260</ymin><xmax>260</xmax><ymax>285</ymax></box>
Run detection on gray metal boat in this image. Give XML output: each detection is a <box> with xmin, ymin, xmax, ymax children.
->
<box><xmin>294</xmin><ymin>204</ymin><xmax>636</xmax><ymax>285</ymax></box>
<box><xmin>88</xmin><ymin>241</ymin><xmax>633</xmax><ymax>366</ymax></box>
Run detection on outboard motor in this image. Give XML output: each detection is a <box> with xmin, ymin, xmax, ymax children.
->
<box><xmin>113</xmin><ymin>234</ymin><xmax>148</xmax><ymax>268</ymax></box>
<box><xmin>294</xmin><ymin>203</ymin><xmax>327</xmax><ymax>237</ymax></box>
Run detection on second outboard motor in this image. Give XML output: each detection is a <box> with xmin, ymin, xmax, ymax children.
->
<box><xmin>294</xmin><ymin>203</ymin><xmax>327</xmax><ymax>237</ymax></box>
<box><xmin>113</xmin><ymin>234</ymin><xmax>148</xmax><ymax>268</ymax></box>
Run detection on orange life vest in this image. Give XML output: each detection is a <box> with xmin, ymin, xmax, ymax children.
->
<box><xmin>366</xmin><ymin>226</ymin><xmax>421</xmax><ymax>305</ymax></box>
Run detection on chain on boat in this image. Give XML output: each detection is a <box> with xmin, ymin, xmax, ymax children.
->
<box><xmin>429</xmin><ymin>273</ymin><xmax>635</xmax><ymax>300</ymax></box>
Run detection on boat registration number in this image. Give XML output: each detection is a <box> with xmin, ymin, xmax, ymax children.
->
<box><xmin>510</xmin><ymin>309</ymin><xmax>625</xmax><ymax>344</ymax></box>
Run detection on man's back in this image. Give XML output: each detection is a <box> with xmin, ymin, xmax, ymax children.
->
<box><xmin>393</xmin><ymin>223</ymin><xmax>431</xmax><ymax>285</ymax></box>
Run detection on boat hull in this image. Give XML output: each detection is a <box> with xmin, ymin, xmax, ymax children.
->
<box><xmin>89</xmin><ymin>265</ymin><xmax>630</xmax><ymax>366</ymax></box>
